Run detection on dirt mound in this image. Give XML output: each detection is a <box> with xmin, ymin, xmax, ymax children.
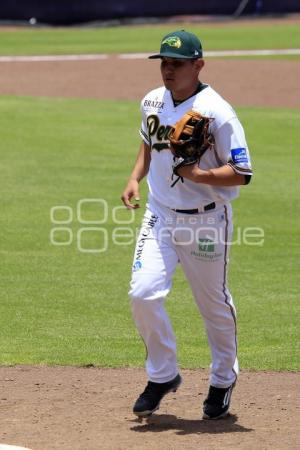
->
<box><xmin>0</xmin><ymin>366</ymin><xmax>298</xmax><ymax>450</ymax></box>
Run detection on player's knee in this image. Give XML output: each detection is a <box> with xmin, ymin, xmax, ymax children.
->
<box><xmin>129</xmin><ymin>274</ymin><xmax>170</xmax><ymax>301</ymax></box>
<box><xmin>129</xmin><ymin>284</ymin><xmax>160</xmax><ymax>301</ymax></box>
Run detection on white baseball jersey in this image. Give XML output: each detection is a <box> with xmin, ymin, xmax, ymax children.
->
<box><xmin>140</xmin><ymin>85</ymin><xmax>253</xmax><ymax>210</ymax></box>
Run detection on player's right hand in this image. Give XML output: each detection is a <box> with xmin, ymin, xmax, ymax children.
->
<box><xmin>121</xmin><ymin>179</ymin><xmax>140</xmax><ymax>209</ymax></box>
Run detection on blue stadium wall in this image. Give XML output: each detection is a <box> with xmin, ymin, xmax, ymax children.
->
<box><xmin>1</xmin><ymin>1</ymin><xmax>299</xmax><ymax>25</ymax></box>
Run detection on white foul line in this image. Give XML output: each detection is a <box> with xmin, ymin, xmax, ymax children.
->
<box><xmin>0</xmin><ymin>48</ymin><xmax>299</xmax><ymax>62</ymax></box>
<box><xmin>205</xmin><ymin>48</ymin><xmax>300</xmax><ymax>57</ymax></box>
<box><xmin>119</xmin><ymin>49</ymin><xmax>300</xmax><ymax>58</ymax></box>
<box><xmin>0</xmin><ymin>54</ymin><xmax>108</xmax><ymax>62</ymax></box>
<box><xmin>0</xmin><ymin>445</ymin><xmax>33</xmax><ymax>450</ymax></box>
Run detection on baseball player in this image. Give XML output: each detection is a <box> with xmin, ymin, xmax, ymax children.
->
<box><xmin>121</xmin><ymin>30</ymin><xmax>252</xmax><ymax>419</ymax></box>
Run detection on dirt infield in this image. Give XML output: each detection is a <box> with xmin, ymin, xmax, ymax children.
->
<box><xmin>1</xmin><ymin>25</ymin><xmax>300</xmax><ymax>448</ymax></box>
<box><xmin>0</xmin><ymin>57</ymin><xmax>299</xmax><ymax>107</ymax></box>
<box><xmin>0</xmin><ymin>367</ymin><xmax>299</xmax><ymax>450</ymax></box>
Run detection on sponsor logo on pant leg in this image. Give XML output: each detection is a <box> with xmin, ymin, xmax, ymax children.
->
<box><xmin>191</xmin><ymin>238</ymin><xmax>222</xmax><ymax>261</ymax></box>
<box><xmin>132</xmin><ymin>214</ymin><xmax>159</xmax><ymax>270</ymax></box>
<box><xmin>133</xmin><ymin>260</ymin><xmax>142</xmax><ymax>272</ymax></box>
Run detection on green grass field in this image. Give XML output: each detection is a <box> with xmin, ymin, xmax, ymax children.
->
<box><xmin>0</xmin><ymin>95</ymin><xmax>299</xmax><ymax>370</ymax></box>
<box><xmin>0</xmin><ymin>21</ymin><xmax>299</xmax><ymax>372</ymax></box>
<box><xmin>0</xmin><ymin>22</ymin><xmax>299</xmax><ymax>55</ymax></box>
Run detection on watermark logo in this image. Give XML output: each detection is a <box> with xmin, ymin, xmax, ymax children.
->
<box><xmin>50</xmin><ymin>198</ymin><xmax>265</xmax><ymax>253</ymax></box>
<box><xmin>50</xmin><ymin>198</ymin><xmax>135</xmax><ymax>253</ymax></box>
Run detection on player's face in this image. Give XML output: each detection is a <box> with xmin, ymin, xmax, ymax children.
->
<box><xmin>160</xmin><ymin>57</ymin><xmax>204</xmax><ymax>96</ymax></box>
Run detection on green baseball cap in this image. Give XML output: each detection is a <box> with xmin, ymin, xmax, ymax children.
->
<box><xmin>149</xmin><ymin>30</ymin><xmax>203</xmax><ymax>59</ymax></box>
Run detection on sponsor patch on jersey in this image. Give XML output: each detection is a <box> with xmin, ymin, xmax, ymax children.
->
<box><xmin>143</xmin><ymin>99</ymin><xmax>164</xmax><ymax>110</ymax></box>
<box><xmin>230</xmin><ymin>148</ymin><xmax>249</xmax><ymax>165</ymax></box>
<box><xmin>133</xmin><ymin>260</ymin><xmax>142</xmax><ymax>272</ymax></box>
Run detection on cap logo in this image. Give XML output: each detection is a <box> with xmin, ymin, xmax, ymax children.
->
<box><xmin>161</xmin><ymin>36</ymin><xmax>182</xmax><ymax>49</ymax></box>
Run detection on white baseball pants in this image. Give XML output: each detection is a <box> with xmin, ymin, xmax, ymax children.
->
<box><xmin>129</xmin><ymin>197</ymin><xmax>238</xmax><ymax>388</ymax></box>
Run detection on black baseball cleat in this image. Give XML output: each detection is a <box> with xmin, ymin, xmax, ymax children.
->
<box><xmin>133</xmin><ymin>374</ymin><xmax>182</xmax><ymax>417</ymax></box>
<box><xmin>202</xmin><ymin>383</ymin><xmax>235</xmax><ymax>420</ymax></box>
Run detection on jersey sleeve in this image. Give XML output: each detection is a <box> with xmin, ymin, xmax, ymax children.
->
<box><xmin>213</xmin><ymin>117</ymin><xmax>253</xmax><ymax>176</ymax></box>
<box><xmin>139</xmin><ymin>100</ymin><xmax>150</xmax><ymax>145</ymax></box>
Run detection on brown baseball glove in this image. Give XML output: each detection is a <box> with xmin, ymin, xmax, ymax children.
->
<box><xmin>169</xmin><ymin>110</ymin><xmax>214</xmax><ymax>178</ymax></box>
